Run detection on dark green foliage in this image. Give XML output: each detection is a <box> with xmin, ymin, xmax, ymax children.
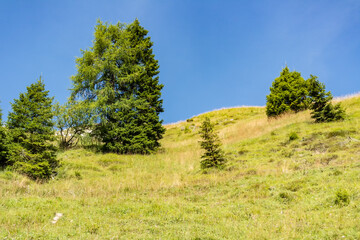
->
<box><xmin>333</xmin><ymin>169</ymin><xmax>342</xmax><ymax>176</ymax></box>
<box><xmin>319</xmin><ymin>103</ymin><xmax>345</xmax><ymax>122</ymax></box>
<box><xmin>0</xmin><ymin>106</ymin><xmax>9</xmax><ymax>167</ymax></box>
<box><xmin>266</xmin><ymin>67</ymin><xmax>309</xmax><ymax>117</ymax></box>
<box><xmin>278</xmin><ymin>191</ymin><xmax>293</xmax><ymax>203</ymax></box>
<box><xmin>75</xmin><ymin>171</ymin><xmax>82</xmax><ymax>180</ymax></box>
<box><xmin>266</xmin><ymin>67</ymin><xmax>345</xmax><ymax>122</ymax></box>
<box><xmin>54</xmin><ymin>101</ymin><xmax>94</xmax><ymax>149</ymax></box>
<box><xmin>334</xmin><ymin>189</ymin><xmax>350</xmax><ymax>206</ymax></box>
<box><xmin>289</xmin><ymin>132</ymin><xmax>299</xmax><ymax>141</ymax></box>
<box><xmin>7</xmin><ymin>79</ymin><xmax>58</xmax><ymax>180</ymax></box>
<box><xmin>71</xmin><ymin>19</ymin><xmax>165</xmax><ymax>154</ymax></box>
<box><xmin>199</xmin><ymin>117</ymin><xmax>226</xmax><ymax>169</ymax></box>
<box><xmin>308</xmin><ymin>75</ymin><xmax>345</xmax><ymax>122</ymax></box>
<box><xmin>0</xmin><ymin>126</ymin><xmax>8</xmax><ymax>167</ymax></box>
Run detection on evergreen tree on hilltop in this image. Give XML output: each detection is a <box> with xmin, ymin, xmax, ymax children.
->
<box><xmin>266</xmin><ymin>67</ymin><xmax>309</xmax><ymax>117</ymax></box>
<box><xmin>7</xmin><ymin>79</ymin><xmax>58</xmax><ymax>179</ymax></box>
<box><xmin>199</xmin><ymin>117</ymin><xmax>226</xmax><ymax>170</ymax></box>
<box><xmin>71</xmin><ymin>19</ymin><xmax>165</xmax><ymax>154</ymax></box>
<box><xmin>307</xmin><ymin>75</ymin><xmax>345</xmax><ymax>122</ymax></box>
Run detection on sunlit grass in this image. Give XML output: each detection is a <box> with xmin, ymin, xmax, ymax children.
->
<box><xmin>1</xmin><ymin>96</ymin><xmax>360</xmax><ymax>239</ymax></box>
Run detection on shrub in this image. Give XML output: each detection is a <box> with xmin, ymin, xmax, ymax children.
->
<box><xmin>334</xmin><ymin>189</ymin><xmax>350</xmax><ymax>206</ymax></box>
<box><xmin>54</xmin><ymin>101</ymin><xmax>94</xmax><ymax>150</ymax></box>
<box><xmin>12</xmin><ymin>161</ymin><xmax>52</xmax><ymax>180</ymax></box>
<box><xmin>278</xmin><ymin>191</ymin><xmax>293</xmax><ymax>203</ymax></box>
<box><xmin>289</xmin><ymin>132</ymin><xmax>299</xmax><ymax>141</ymax></box>
<box><xmin>74</xmin><ymin>171</ymin><xmax>82</xmax><ymax>180</ymax></box>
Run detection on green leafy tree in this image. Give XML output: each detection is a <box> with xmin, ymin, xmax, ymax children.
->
<box><xmin>266</xmin><ymin>67</ymin><xmax>309</xmax><ymax>117</ymax></box>
<box><xmin>71</xmin><ymin>19</ymin><xmax>165</xmax><ymax>154</ymax></box>
<box><xmin>199</xmin><ymin>117</ymin><xmax>226</xmax><ymax>169</ymax></box>
<box><xmin>54</xmin><ymin>101</ymin><xmax>94</xmax><ymax>149</ymax></box>
<box><xmin>7</xmin><ymin>79</ymin><xmax>58</xmax><ymax>180</ymax></box>
<box><xmin>308</xmin><ymin>75</ymin><xmax>345</xmax><ymax>122</ymax></box>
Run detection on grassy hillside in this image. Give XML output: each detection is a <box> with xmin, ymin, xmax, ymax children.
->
<box><xmin>1</xmin><ymin>95</ymin><xmax>360</xmax><ymax>239</ymax></box>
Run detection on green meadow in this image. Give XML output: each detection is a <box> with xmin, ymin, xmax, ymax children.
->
<box><xmin>1</xmin><ymin>95</ymin><xmax>360</xmax><ymax>239</ymax></box>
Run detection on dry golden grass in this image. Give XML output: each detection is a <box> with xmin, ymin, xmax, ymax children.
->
<box><xmin>221</xmin><ymin>110</ymin><xmax>311</xmax><ymax>145</ymax></box>
<box><xmin>333</xmin><ymin>92</ymin><xmax>360</xmax><ymax>102</ymax></box>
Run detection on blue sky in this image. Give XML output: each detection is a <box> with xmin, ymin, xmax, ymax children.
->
<box><xmin>0</xmin><ymin>0</ymin><xmax>359</xmax><ymax>123</ymax></box>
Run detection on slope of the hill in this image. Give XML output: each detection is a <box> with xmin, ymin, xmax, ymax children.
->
<box><xmin>1</xmin><ymin>96</ymin><xmax>360</xmax><ymax>239</ymax></box>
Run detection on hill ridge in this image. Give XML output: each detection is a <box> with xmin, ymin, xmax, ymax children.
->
<box><xmin>1</xmin><ymin>94</ymin><xmax>360</xmax><ymax>238</ymax></box>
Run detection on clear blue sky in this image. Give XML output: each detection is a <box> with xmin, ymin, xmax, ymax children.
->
<box><xmin>0</xmin><ymin>0</ymin><xmax>359</xmax><ymax>123</ymax></box>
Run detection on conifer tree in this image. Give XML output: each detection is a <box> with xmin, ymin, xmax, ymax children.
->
<box><xmin>71</xmin><ymin>19</ymin><xmax>165</xmax><ymax>154</ymax></box>
<box><xmin>0</xmin><ymin>105</ymin><xmax>9</xmax><ymax>167</ymax></box>
<box><xmin>308</xmin><ymin>75</ymin><xmax>345</xmax><ymax>122</ymax></box>
<box><xmin>266</xmin><ymin>67</ymin><xmax>309</xmax><ymax>117</ymax></box>
<box><xmin>199</xmin><ymin>117</ymin><xmax>226</xmax><ymax>169</ymax></box>
<box><xmin>7</xmin><ymin>79</ymin><xmax>58</xmax><ymax>179</ymax></box>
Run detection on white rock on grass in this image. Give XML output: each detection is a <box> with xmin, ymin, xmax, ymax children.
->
<box><xmin>51</xmin><ymin>213</ymin><xmax>63</xmax><ymax>224</ymax></box>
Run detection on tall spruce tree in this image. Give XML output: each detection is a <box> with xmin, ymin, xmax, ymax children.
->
<box><xmin>308</xmin><ymin>75</ymin><xmax>345</xmax><ymax>122</ymax></box>
<box><xmin>71</xmin><ymin>19</ymin><xmax>165</xmax><ymax>154</ymax></box>
<box><xmin>266</xmin><ymin>67</ymin><xmax>309</xmax><ymax>117</ymax></box>
<box><xmin>7</xmin><ymin>79</ymin><xmax>58</xmax><ymax>179</ymax></box>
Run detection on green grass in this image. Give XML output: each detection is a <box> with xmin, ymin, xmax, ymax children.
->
<box><xmin>2</xmin><ymin>96</ymin><xmax>360</xmax><ymax>239</ymax></box>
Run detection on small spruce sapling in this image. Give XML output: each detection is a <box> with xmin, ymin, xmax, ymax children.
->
<box><xmin>307</xmin><ymin>75</ymin><xmax>345</xmax><ymax>122</ymax></box>
<box><xmin>199</xmin><ymin>117</ymin><xmax>226</xmax><ymax>169</ymax></box>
